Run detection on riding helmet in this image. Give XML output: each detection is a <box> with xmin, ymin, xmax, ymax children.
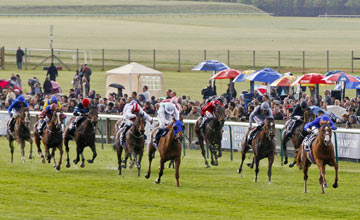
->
<box><xmin>261</xmin><ymin>102</ymin><xmax>270</xmax><ymax>111</ymax></box>
<box><xmin>82</xmin><ymin>98</ymin><xmax>90</xmax><ymax>107</ymax></box>
<box><xmin>50</xmin><ymin>96</ymin><xmax>58</xmax><ymax>103</ymax></box>
<box><xmin>300</xmin><ymin>101</ymin><xmax>308</xmax><ymax>109</ymax></box>
<box><xmin>165</xmin><ymin>103</ymin><xmax>175</xmax><ymax>115</ymax></box>
<box><xmin>132</xmin><ymin>103</ymin><xmax>140</xmax><ymax>112</ymax></box>
<box><xmin>321</xmin><ymin>115</ymin><xmax>331</xmax><ymax>122</ymax></box>
<box><xmin>16</xmin><ymin>95</ymin><xmax>26</xmax><ymax>103</ymax></box>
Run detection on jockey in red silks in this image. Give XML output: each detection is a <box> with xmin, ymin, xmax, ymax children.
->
<box><xmin>199</xmin><ymin>98</ymin><xmax>223</xmax><ymax>130</ymax></box>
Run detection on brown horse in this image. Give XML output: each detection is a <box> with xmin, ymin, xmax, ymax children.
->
<box><xmin>282</xmin><ymin>109</ymin><xmax>315</xmax><ymax>166</ymax></box>
<box><xmin>7</xmin><ymin>107</ymin><xmax>33</xmax><ymax>163</ymax></box>
<box><xmin>145</xmin><ymin>120</ymin><xmax>184</xmax><ymax>187</ymax></box>
<box><xmin>114</xmin><ymin>112</ymin><xmax>146</xmax><ymax>176</ymax></box>
<box><xmin>296</xmin><ymin>124</ymin><xmax>338</xmax><ymax>194</ymax></box>
<box><xmin>237</xmin><ymin>118</ymin><xmax>276</xmax><ymax>183</ymax></box>
<box><xmin>195</xmin><ymin>104</ymin><xmax>225</xmax><ymax>168</ymax></box>
<box><xmin>34</xmin><ymin>108</ymin><xmax>63</xmax><ymax>170</ymax></box>
<box><xmin>64</xmin><ymin>107</ymin><xmax>98</xmax><ymax>168</ymax></box>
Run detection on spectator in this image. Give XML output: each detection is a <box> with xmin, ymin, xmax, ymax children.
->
<box><xmin>105</xmin><ymin>102</ymin><xmax>118</xmax><ymax>114</ymax></box>
<box><xmin>226</xmin><ymin>83</ymin><xmax>237</xmax><ymax>100</ymax></box>
<box><xmin>15</xmin><ymin>74</ymin><xmax>22</xmax><ymax>89</ymax></box>
<box><xmin>16</xmin><ymin>46</ymin><xmax>24</xmax><ymax>70</ymax></box>
<box><xmin>5</xmin><ymin>87</ymin><xmax>15</xmax><ymax>107</ymax></box>
<box><xmin>47</xmin><ymin>63</ymin><xmax>58</xmax><ymax>81</ymax></box>
<box><xmin>73</xmin><ymin>70</ymin><xmax>81</xmax><ymax>89</ymax></box>
<box><xmin>324</xmin><ymin>90</ymin><xmax>333</xmax><ymax>105</ymax></box>
<box><xmin>82</xmin><ymin>76</ymin><xmax>89</xmax><ymax>97</ymax></box>
<box><xmin>81</xmin><ymin>64</ymin><xmax>92</xmax><ymax>94</ymax></box>
<box><xmin>142</xmin><ymin>85</ymin><xmax>150</xmax><ymax>101</ymax></box>
<box><xmin>201</xmin><ymin>80</ymin><xmax>217</xmax><ymax>100</ymax></box>
<box><xmin>144</xmin><ymin>101</ymin><xmax>155</xmax><ymax>115</ymax></box>
<box><xmin>225</xmin><ymin>101</ymin><xmax>238</xmax><ymax>119</ymax></box>
<box><xmin>166</xmin><ymin>89</ymin><xmax>172</xmax><ymax>99</ymax></box>
<box><xmin>75</xmin><ymin>84</ymin><xmax>82</xmax><ymax>98</ymax></box>
<box><xmin>34</xmin><ymin>83</ymin><xmax>42</xmax><ymax>95</ymax></box>
<box><xmin>69</xmin><ymin>88</ymin><xmax>76</xmax><ymax>99</ymax></box>
<box><xmin>188</xmin><ymin>106</ymin><xmax>200</xmax><ymax>117</ymax></box>
<box><xmin>273</xmin><ymin>106</ymin><xmax>284</xmax><ymax>120</ymax></box>
<box><xmin>43</xmin><ymin>77</ymin><xmax>52</xmax><ymax>95</ymax></box>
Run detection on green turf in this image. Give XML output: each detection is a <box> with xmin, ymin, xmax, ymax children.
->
<box><xmin>0</xmin><ymin>137</ymin><xmax>359</xmax><ymax>219</ymax></box>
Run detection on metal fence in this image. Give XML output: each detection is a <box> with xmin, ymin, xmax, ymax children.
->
<box><xmin>1</xmin><ymin>110</ymin><xmax>359</xmax><ymax>163</ymax></box>
<box><xmin>3</xmin><ymin>47</ymin><xmax>360</xmax><ymax>73</ymax></box>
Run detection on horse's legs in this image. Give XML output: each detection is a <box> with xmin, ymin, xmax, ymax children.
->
<box><xmin>137</xmin><ymin>151</ymin><xmax>143</xmax><ymax>177</ymax></box>
<box><xmin>303</xmin><ymin>163</ymin><xmax>309</xmax><ymax>193</ymax></box>
<box><xmin>175</xmin><ymin>157</ymin><xmax>181</xmax><ymax>187</ymax></box>
<box><xmin>51</xmin><ymin>148</ymin><xmax>56</xmax><ymax>168</ymax></box>
<box><xmin>35</xmin><ymin>136</ymin><xmax>45</xmax><ymax>163</ymax></box>
<box><xmin>117</xmin><ymin>146</ymin><xmax>123</xmax><ymax>175</ymax></box>
<box><xmin>87</xmin><ymin>143</ymin><xmax>97</xmax><ymax>163</ymax></box>
<box><xmin>65</xmin><ymin>138</ymin><xmax>71</xmax><ymax>168</ymax></box>
<box><xmin>73</xmin><ymin>143</ymin><xmax>81</xmax><ymax>165</ymax></box>
<box><xmin>317</xmin><ymin>161</ymin><xmax>326</xmax><ymax>194</ymax></box>
<box><xmin>20</xmin><ymin>140</ymin><xmax>26</xmax><ymax>163</ymax></box>
<box><xmin>80</xmin><ymin>151</ymin><xmax>85</xmax><ymax>168</ymax></box>
<box><xmin>155</xmin><ymin>158</ymin><xmax>165</xmax><ymax>184</ymax></box>
<box><xmin>237</xmin><ymin>145</ymin><xmax>249</xmax><ymax>174</ymax></box>
<box><xmin>28</xmin><ymin>138</ymin><xmax>33</xmax><ymax>160</ymax></box>
<box><xmin>145</xmin><ymin>146</ymin><xmax>155</xmax><ymax>179</ymax></box>
<box><xmin>268</xmin><ymin>155</ymin><xmax>274</xmax><ymax>184</ymax></box>
<box><xmin>281</xmin><ymin>134</ymin><xmax>288</xmax><ymax>165</ymax></box>
<box><xmin>329</xmin><ymin>158</ymin><xmax>338</xmax><ymax>189</ymax></box>
<box><xmin>254</xmin><ymin>157</ymin><xmax>260</xmax><ymax>183</ymax></box>
<box><xmin>9</xmin><ymin>140</ymin><xmax>14</xmax><ymax>163</ymax></box>
<box><xmin>56</xmin><ymin>146</ymin><xmax>63</xmax><ymax>171</ymax></box>
<box><xmin>198</xmin><ymin>137</ymin><xmax>209</xmax><ymax>168</ymax></box>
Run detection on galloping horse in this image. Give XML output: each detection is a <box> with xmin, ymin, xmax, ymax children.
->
<box><xmin>195</xmin><ymin>105</ymin><xmax>225</xmax><ymax>168</ymax></box>
<box><xmin>237</xmin><ymin>118</ymin><xmax>276</xmax><ymax>183</ymax></box>
<box><xmin>145</xmin><ymin>120</ymin><xmax>184</xmax><ymax>187</ymax></box>
<box><xmin>34</xmin><ymin>108</ymin><xmax>63</xmax><ymax>170</ymax></box>
<box><xmin>7</xmin><ymin>107</ymin><xmax>33</xmax><ymax>163</ymax></box>
<box><xmin>282</xmin><ymin>109</ymin><xmax>315</xmax><ymax>166</ymax></box>
<box><xmin>64</xmin><ymin>107</ymin><xmax>98</xmax><ymax>168</ymax></box>
<box><xmin>114</xmin><ymin>112</ymin><xmax>146</xmax><ymax>176</ymax></box>
<box><xmin>296</xmin><ymin>124</ymin><xmax>338</xmax><ymax>194</ymax></box>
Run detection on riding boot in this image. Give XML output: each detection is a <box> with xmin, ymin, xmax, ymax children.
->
<box><xmin>37</xmin><ymin>120</ymin><xmax>45</xmax><ymax>138</ymax></box>
<box><xmin>153</xmin><ymin>128</ymin><xmax>164</xmax><ymax>147</ymax></box>
<box><xmin>120</xmin><ymin>125</ymin><xmax>131</xmax><ymax>146</ymax></box>
<box><xmin>69</xmin><ymin>121</ymin><xmax>76</xmax><ymax>136</ymax></box>
<box><xmin>8</xmin><ymin>117</ymin><xmax>15</xmax><ymax>136</ymax></box>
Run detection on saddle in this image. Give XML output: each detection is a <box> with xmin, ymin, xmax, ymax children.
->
<box><xmin>303</xmin><ymin>134</ymin><xmax>317</xmax><ymax>153</ymax></box>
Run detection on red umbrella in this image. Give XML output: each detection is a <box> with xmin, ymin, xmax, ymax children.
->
<box><xmin>293</xmin><ymin>73</ymin><xmax>333</xmax><ymax>85</ymax></box>
<box><xmin>211</xmin><ymin>69</ymin><xmax>241</xmax><ymax>79</ymax></box>
<box><xmin>0</xmin><ymin>79</ymin><xmax>22</xmax><ymax>91</ymax></box>
<box><xmin>256</xmin><ymin>85</ymin><xmax>267</xmax><ymax>96</ymax></box>
<box><xmin>323</xmin><ymin>72</ymin><xmax>360</xmax><ymax>83</ymax></box>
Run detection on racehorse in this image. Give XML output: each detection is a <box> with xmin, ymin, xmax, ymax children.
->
<box><xmin>7</xmin><ymin>107</ymin><xmax>33</xmax><ymax>163</ymax></box>
<box><xmin>34</xmin><ymin>108</ymin><xmax>63</xmax><ymax>170</ymax></box>
<box><xmin>296</xmin><ymin>124</ymin><xmax>338</xmax><ymax>194</ymax></box>
<box><xmin>114</xmin><ymin>112</ymin><xmax>146</xmax><ymax>176</ymax></box>
<box><xmin>145</xmin><ymin>120</ymin><xmax>184</xmax><ymax>187</ymax></box>
<box><xmin>283</xmin><ymin>109</ymin><xmax>315</xmax><ymax>167</ymax></box>
<box><xmin>64</xmin><ymin>107</ymin><xmax>98</xmax><ymax>168</ymax></box>
<box><xmin>237</xmin><ymin>118</ymin><xmax>276</xmax><ymax>183</ymax></box>
<box><xmin>195</xmin><ymin>104</ymin><xmax>225</xmax><ymax>168</ymax></box>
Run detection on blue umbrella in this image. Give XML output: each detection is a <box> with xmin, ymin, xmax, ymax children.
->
<box><xmin>309</xmin><ymin>106</ymin><xmax>337</xmax><ymax>119</ymax></box>
<box><xmin>325</xmin><ymin>70</ymin><xmax>343</xmax><ymax>77</ymax></box>
<box><xmin>247</xmin><ymin>68</ymin><xmax>282</xmax><ymax>83</ymax></box>
<box><xmin>232</xmin><ymin>73</ymin><xmax>247</xmax><ymax>82</ymax></box>
<box><xmin>334</xmin><ymin>81</ymin><xmax>360</xmax><ymax>90</ymax></box>
<box><xmin>192</xmin><ymin>60</ymin><xmax>229</xmax><ymax>72</ymax></box>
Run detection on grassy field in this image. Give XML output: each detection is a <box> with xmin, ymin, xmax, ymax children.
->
<box><xmin>0</xmin><ymin>137</ymin><xmax>359</xmax><ymax>219</ymax></box>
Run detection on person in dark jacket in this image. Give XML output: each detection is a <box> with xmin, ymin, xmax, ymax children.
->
<box><xmin>47</xmin><ymin>63</ymin><xmax>58</xmax><ymax>81</ymax></box>
<box><xmin>43</xmin><ymin>77</ymin><xmax>52</xmax><ymax>95</ymax></box>
<box><xmin>285</xmin><ymin>101</ymin><xmax>310</xmax><ymax>138</ymax></box>
<box><xmin>16</xmin><ymin>47</ymin><xmax>24</xmax><ymax>70</ymax></box>
<box><xmin>68</xmin><ymin>98</ymin><xmax>90</xmax><ymax>135</ymax></box>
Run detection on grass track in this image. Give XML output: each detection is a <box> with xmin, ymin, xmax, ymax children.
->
<box><xmin>0</xmin><ymin>137</ymin><xmax>359</xmax><ymax>219</ymax></box>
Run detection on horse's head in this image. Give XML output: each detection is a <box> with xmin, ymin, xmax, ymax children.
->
<box><xmin>134</xmin><ymin>112</ymin><xmax>145</xmax><ymax>135</ymax></box>
<box><xmin>263</xmin><ymin>117</ymin><xmax>275</xmax><ymax>140</ymax></box>
<box><xmin>319</xmin><ymin>124</ymin><xmax>332</xmax><ymax>147</ymax></box>
<box><xmin>214</xmin><ymin>104</ymin><xmax>225</xmax><ymax>127</ymax></box>
<box><xmin>20</xmin><ymin>107</ymin><xmax>30</xmax><ymax>127</ymax></box>
<box><xmin>87</xmin><ymin>107</ymin><xmax>98</xmax><ymax>127</ymax></box>
<box><xmin>304</xmin><ymin>108</ymin><xmax>315</xmax><ymax>122</ymax></box>
<box><xmin>51</xmin><ymin>109</ymin><xmax>62</xmax><ymax>130</ymax></box>
<box><xmin>172</xmin><ymin>120</ymin><xmax>185</xmax><ymax>142</ymax></box>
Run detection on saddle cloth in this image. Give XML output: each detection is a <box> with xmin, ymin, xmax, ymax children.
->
<box><xmin>303</xmin><ymin>134</ymin><xmax>317</xmax><ymax>152</ymax></box>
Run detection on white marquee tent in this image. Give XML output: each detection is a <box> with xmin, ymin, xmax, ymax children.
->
<box><xmin>105</xmin><ymin>62</ymin><xmax>163</xmax><ymax>98</ymax></box>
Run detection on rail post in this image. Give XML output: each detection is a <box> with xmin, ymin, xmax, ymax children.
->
<box><xmin>278</xmin><ymin>50</ymin><xmax>281</xmax><ymax>73</ymax></box>
<box><xmin>24</xmin><ymin>48</ymin><xmax>28</xmax><ymax>70</ymax></box>
<box><xmin>183</xmin><ymin>137</ymin><xmax>186</xmax><ymax>157</ymax></box>
<box><xmin>334</xmin><ymin>132</ymin><xmax>339</xmax><ymax>163</ymax></box>
<box><xmin>351</xmin><ymin>50</ymin><xmax>354</xmax><ymax>73</ymax></box>
<box><xmin>102</xmin><ymin>48</ymin><xmax>104</xmax><ymax>71</ymax></box>
<box><xmin>76</xmin><ymin>48</ymin><xmax>79</xmax><ymax>71</ymax></box>
<box><xmin>253</xmin><ymin>50</ymin><xmax>256</xmax><ymax>69</ymax></box>
<box><xmin>227</xmin><ymin>49</ymin><xmax>230</xmax><ymax>67</ymax></box>
<box><xmin>153</xmin><ymin>49</ymin><xmax>156</xmax><ymax>69</ymax></box>
<box><xmin>204</xmin><ymin>49</ymin><xmax>206</xmax><ymax>60</ymax></box>
<box><xmin>327</xmin><ymin>50</ymin><xmax>329</xmax><ymax>72</ymax></box>
<box><xmin>229</xmin><ymin>125</ymin><xmax>233</xmax><ymax>161</ymax></box>
<box><xmin>302</xmin><ymin>51</ymin><xmax>305</xmax><ymax>74</ymax></box>
<box><xmin>128</xmin><ymin>49</ymin><xmax>131</xmax><ymax>63</ymax></box>
<box><xmin>177</xmin><ymin>49</ymin><xmax>181</xmax><ymax>72</ymax></box>
<box><xmin>280</xmin><ymin>129</ymin><xmax>284</xmax><ymax>166</ymax></box>
<box><xmin>100</xmin><ymin>118</ymin><xmax>104</xmax><ymax>150</ymax></box>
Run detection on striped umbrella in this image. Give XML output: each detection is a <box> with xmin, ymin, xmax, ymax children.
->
<box><xmin>270</xmin><ymin>75</ymin><xmax>296</xmax><ymax>87</ymax></box>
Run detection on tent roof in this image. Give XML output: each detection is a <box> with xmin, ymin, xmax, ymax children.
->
<box><xmin>106</xmin><ymin>62</ymin><xmax>162</xmax><ymax>75</ymax></box>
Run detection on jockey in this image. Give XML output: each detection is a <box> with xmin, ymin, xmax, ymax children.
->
<box><xmin>302</xmin><ymin>115</ymin><xmax>337</xmax><ymax>151</ymax></box>
<box><xmin>42</xmin><ymin>96</ymin><xmax>62</xmax><ymax>111</ymax></box>
<box><xmin>68</xmin><ymin>98</ymin><xmax>90</xmax><ymax>135</ymax></box>
<box><xmin>285</xmin><ymin>101</ymin><xmax>310</xmax><ymax>138</ymax></box>
<box><xmin>119</xmin><ymin>100</ymin><xmax>152</xmax><ymax>146</ymax></box>
<box><xmin>37</xmin><ymin>103</ymin><xmax>66</xmax><ymax>137</ymax></box>
<box><xmin>153</xmin><ymin>102</ymin><xmax>180</xmax><ymax>147</ymax></box>
<box><xmin>247</xmin><ymin>102</ymin><xmax>273</xmax><ymax>146</ymax></box>
<box><xmin>199</xmin><ymin>98</ymin><xmax>223</xmax><ymax>131</ymax></box>
<box><xmin>8</xmin><ymin>95</ymin><xmax>28</xmax><ymax>135</ymax></box>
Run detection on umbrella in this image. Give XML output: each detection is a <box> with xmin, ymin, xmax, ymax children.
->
<box><xmin>334</xmin><ymin>81</ymin><xmax>360</xmax><ymax>90</ymax></box>
<box><xmin>255</xmin><ymin>85</ymin><xmax>267</xmax><ymax>96</ymax></box>
<box><xmin>109</xmin><ymin>83</ymin><xmax>125</xmax><ymax>89</ymax></box>
<box><xmin>309</xmin><ymin>106</ymin><xmax>331</xmax><ymax>117</ymax></box>
<box><xmin>327</xmin><ymin>105</ymin><xmax>347</xmax><ymax>118</ymax></box>
<box><xmin>192</xmin><ymin>60</ymin><xmax>229</xmax><ymax>72</ymax></box>
<box><xmin>0</xmin><ymin>79</ymin><xmax>22</xmax><ymax>91</ymax></box>
<box><xmin>232</xmin><ymin>73</ymin><xmax>247</xmax><ymax>82</ymax></box>
<box><xmin>323</xmin><ymin>72</ymin><xmax>360</xmax><ymax>83</ymax></box>
<box><xmin>292</xmin><ymin>73</ymin><xmax>333</xmax><ymax>85</ymax></box>
<box><xmin>51</xmin><ymin>81</ymin><xmax>60</xmax><ymax>89</ymax></box>
<box><xmin>270</xmin><ymin>75</ymin><xmax>296</xmax><ymax>87</ymax></box>
<box><xmin>211</xmin><ymin>69</ymin><xmax>241</xmax><ymax>80</ymax></box>
<box><xmin>325</xmin><ymin>70</ymin><xmax>343</xmax><ymax>77</ymax></box>
<box><xmin>247</xmin><ymin>68</ymin><xmax>282</xmax><ymax>83</ymax></box>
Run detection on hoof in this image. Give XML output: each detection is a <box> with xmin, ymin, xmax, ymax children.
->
<box><xmin>56</xmin><ymin>166</ymin><xmax>61</xmax><ymax>171</ymax></box>
<box><xmin>80</xmin><ymin>163</ymin><xmax>85</xmax><ymax>168</ymax></box>
<box><xmin>118</xmin><ymin>171</ymin><xmax>122</xmax><ymax>175</ymax></box>
<box><xmin>247</xmin><ymin>163</ymin><xmax>252</xmax><ymax>168</ymax></box>
<box><xmin>155</xmin><ymin>178</ymin><xmax>160</xmax><ymax>184</ymax></box>
<box><xmin>41</xmin><ymin>159</ymin><xmax>46</xmax><ymax>164</ymax></box>
<box><xmin>53</xmin><ymin>163</ymin><xmax>56</xmax><ymax>168</ymax></box>
<box><xmin>269</xmin><ymin>181</ymin><xmax>271</xmax><ymax>184</ymax></box>
<box><xmin>29</xmin><ymin>155</ymin><xmax>33</xmax><ymax>160</ymax></box>
<box><xmin>237</xmin><ymin>169</ymin><xmax>241</xmax><ymax>174</ymax></box>
<box><xmin>145</xmin><ymin>174</ymin><xmax>150</xmax><ymax>179</ymax></box>
<box><xmin>65</xmin><ymin>162</ymin><xmax>70</xmax><ymax>168</ymax></box>
<box><xmin>205</xmin><ymin>164</ymin><xmax>210</xmax><ymax>168</ymax></box>
<box><xmin>289</xmin><ymin>163</ymin><xmax>295</xmax><ymax>168</ymax></box>
<box><xmin>333</xmin><ymin>183</ymin><xmax>338</xmax><ymax>188</ymax></box>
<box><xmin>324</xmin><ymin>183</ymin><xmax>328</xmax><ymax>188</ymax></box>
<box><xmin>284</xmin><ymin>160</ymin><xmax>288</xmax><ymax>165</ymax></box>
<box><xmin>87</xmin><ymin>159</ymin><xmax>93</xmax><ymax>164</ymax></box>
<box><xmin>211</xmin><ymin>161</ymin><xmax>215</xmax><ymax>166</ymax></box>
<box><xmin>121</xmin><ymin>165</ymin><xmax>127</xmax><ymax>169</ymax></box>
<box><xmin>73</xmin><ymin>159</ymin><xmax>78</xmax><ymax>165</ymax></box>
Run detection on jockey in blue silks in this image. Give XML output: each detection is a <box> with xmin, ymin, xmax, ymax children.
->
<box><xmin>8</xmin><ymin>95</ymin><xmax>28</xmax><ymax>135</ymax></box>
<box><xmin>303</xmin><ymin>115</ymin><xmax>337</xmax><ymax>151</ymax></box>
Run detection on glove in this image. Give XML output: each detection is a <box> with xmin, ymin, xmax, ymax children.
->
<box><xmin>9</xmin><ymin>113</ymin><xmax>13</xmax><ymax>117</ymax></box>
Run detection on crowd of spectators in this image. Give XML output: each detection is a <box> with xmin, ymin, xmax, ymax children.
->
<box><xmin>1</xmin><ymin>71</ymin><xmax>360</xmax><ymax>128</ymax></box>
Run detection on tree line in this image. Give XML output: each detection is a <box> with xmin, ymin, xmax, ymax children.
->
<box><xmin>186</xmin><ymin>0</ymin><xmax>360</xmax><ymax>16</ymax></box>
